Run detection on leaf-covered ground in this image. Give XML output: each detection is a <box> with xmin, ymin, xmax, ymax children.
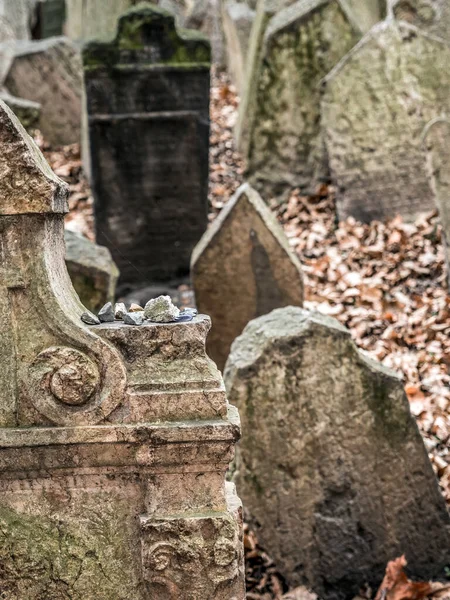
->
<box><xmin>39</xmin><ymin>70</ymin><xmax>450</xmax><ymax>600</ymax></box>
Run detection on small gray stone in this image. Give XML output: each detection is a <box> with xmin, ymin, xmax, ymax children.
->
<box><xmin>81</xmin><ymin>311</ymin><xmax>100</xmax><ymax>325</ymax></box>
<box><xmin>144</xmin><ymin>295</ymin><xmax>180</xmax><ymax>323</ymax></box>
<box><xmin>114</xmin><ymin>302</ymin><xmax>126</xmax><ymax>320</ymax></box>
<box><xmin>98</xmin><ymin>301</ymin><xmax>114</xmax><ymax>323</ymax></box>
<box><xmin>123</xmin><ymin>311</ymin><xmax>144</xmax><ymax>326</ymax></box>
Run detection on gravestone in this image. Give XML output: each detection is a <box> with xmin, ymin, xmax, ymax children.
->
<box><xmin>65</xmin><ymin>229</ymin><xmax>120</xmax><ymax>313</ymax></box>
<box><xmin>243</xmin><ymin>0</ymin><xmax>361</xmax><ymax>197</ymax></box>
<box><xmin>36</xmin><ymin>0</ymin><xmax>66</xmax><ymax>38</ymax></box>
<box><xmin>236</xmin><ymin>0</ymin><xmax>382</xmax><ymax>161</ymax></box>
<box><xmin>191</xmin><ymin>183</ymin><xmax>304</xmax><ymax>370</ymax></box>
<box><xmin>0</xmin><ymin>98</ymin><xmax>245</xmax><ymax>598</ymax></box>
<box><xmin>222</xmin><ymin>0</ymin><xmax>255</xmax><ymax>93</ymax></box>
<box><xmin>224</xmin><ymin>306</ymin><xmax>450</xmax><ymax>600</ymax></box>
<box><xmin>322</xmin><ymin>21</ymin><xmax>450</xmax><ymax>223</ymax></box>
<box><xmin>389</xmin><ymin>0</ymin><xmax>450</xmax><ymax>42</ymax></box>
<box><xmin>0</xmin><ymin>0</ymin><xmax>37</xmax><ymax>43</ymax></box>
<box><xmin>3</xmin><ymin>36</ymin><xmax>82</xmax><ymax>145</ymax></box>
<box><xmin>185</xmin><ymin>0</ymin><xmax>226</xmax><ymax>65</ymax></box>
<box><xmin>83</xmin><ymin>5</ymin><xmax>210</xmax><ymax>292</ymax></box>
<box><xmin>423</xmin><ymin>118</ymin><xmax>450</xmax><ymax>289</ymax></box>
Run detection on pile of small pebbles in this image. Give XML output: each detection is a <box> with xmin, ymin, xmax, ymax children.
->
<box><xmin>81</xmin><ymin>296</ymin><xmax>197</xmax><ymax>327</ymax></box>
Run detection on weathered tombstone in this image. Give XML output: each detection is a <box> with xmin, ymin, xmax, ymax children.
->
<box><xmin>423</xmin><ymin>118</ymin><xmax>450</xmax><ymax>289</ymax></box>
<box><xmin>83</xmin><ymin>5</ymin><xmax>210</xmax><ymax>292</ymax></box>
<box><xmin>36</xmin><ymin>0</ymin><xmax>66</xmax><ymax>38</ymax></box>
<box><xmin>243</xmin><ymin>0</ymin><xmax>362</xmax><ymax>197</ymax></box>
<box><xmin>0</xmin><ymin>0</ymin><xmax>38</xmax><ymax>43</ymax></box>
<box><xmin>191</xmin><ymin>183</ymin><xmax>304</xmax><ymax>371</ymax></box>
<box><xmin>236</xmin><ymin>0</ymin><xmax>382</xmax><ymax>161</ymax></box>
<box><xmin>65</xmin><ymin>229</ymin><xmax>120</xmax><ymax>313</ymax></box>
<box><xmin>222</xmin><ymin>0</ymin><xmax>255</xmax><ymax>93</ymax></box>
<box><xmin>0</xmin><ymin>98</ymin><xmax>245</xmax><ymax>598</ymax></box>
<box><xmin>2</xmin><ymin>36</ymin><xmax>82</xmax><ymax>145</ymax></box>
<box><xmin>224</xmin><ymin>306</ymin><xmax>450</xmax><ymax>600</ymax></box>
<box><xmin>388</xmin><ymin>0</ymin><xmax>450</xmax><ymax>42</ymax></box>
<box><xmin>322</xmin><ymin>20</ymin><xmax>450</xmax><ymax>223</ymax></box>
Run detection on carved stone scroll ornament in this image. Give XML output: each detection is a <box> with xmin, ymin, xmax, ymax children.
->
<box><xmin>0</xmin><ymin>99</ymin><xmax>126</xmax><ymax>427</ymax></box>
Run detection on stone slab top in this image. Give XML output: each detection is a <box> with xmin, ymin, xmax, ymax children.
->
<box><xmin>92</xmin><ymin>313</ymin><xmax>210</xmax><ymax>331</ymax></box>
<box><xmin>82</xmin><ymin>3</ymin><xmax>211</xmax><ymax>70</ymax></box>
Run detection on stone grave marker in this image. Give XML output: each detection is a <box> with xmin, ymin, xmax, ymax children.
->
<box><xmin>222</xmin><ymin>0</ymin><xmax>255</xmax><ymax>93</ymax></box>
<box><xmin>2</xmin><ymin>36</ymin><xmax>82</xmax><ymax>145</ymax></box>
<box><xmin>0</xmin><ymin>0</ymin><xmax>38</xmax><ymax>43</ymax></box>
<box><xmin>388</xmin><ymin>0</ymin><xmax>450</xmax><ymax>42</ymax></box>
<box><xmin>322</xmin><ymin>20</ymin><xmax>450</xmax><ymax>223</ymax></box>
<box><xmin>65</xmin><ymin>229</ymin><xmax>120</xmax><ymax>313</ymax></box>
<box><xmin>243</xmin><ymin>0</ymin><xmax>362</xmax><ymax>197</ymax></box>
<box><xmin>191</xmin><ymin>183</ymin><xmax>304</xmax><ymax>370</ymax></box>
<box><xmin>224</xmin><ymin>306</ymin><xmax>450</xmax><ymax>600</ymax></box>
<box><xmin>36</xmin><ymin>0</ymin><xmax>66</xmax><ymax>39</ymax></box>
<box><xmin>423</xmin><ymin>118</ymin><xmax>450</xmax><ymax>289</ymax></box>
<box><xmin>83</xmin><ymin>4</ymin><xmax>210</xmax><ymax>292</ymax></box>
<box><xmin>0</xmin><ymin>98</ymin><xmax>245</xmax><ymax>598</ymax></box>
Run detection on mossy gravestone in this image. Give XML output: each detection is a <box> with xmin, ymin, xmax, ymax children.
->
<box><xmin>0</xmin><ymin>99</ymin><xmax>245</xmax><ymax>598</ymax></box>
<box><xmin>243</xmin><ymin>0</ymin><xmax>361</xmax><ymax>197</ymax></box>
<box><xmin>322</xmin><ymin>20</ymin><xmax>450</xmax><ymax>223</ymax></box>
<box><xmin>83</xmin><ymin>5</ymin><xmax>210</xmax><ymax>293</ymax></box>
<box><xmin>191</xmin><ymin>183</ymin><xmax>304</xmax><ymax>371</ymax></box>
<box><xmin>224</xmin><ymin>307</ymin><xmax>450</xmax><ymax>600</ymax></box>
<box><xmin>423</xmin><ymin>118</ymin><xmax>450</xmax><ymax>290</ymax></box>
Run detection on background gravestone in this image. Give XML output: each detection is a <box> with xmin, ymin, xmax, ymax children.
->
<box><xmin>83</xmin><ymin>4</ymin><xmax>210</xmax><ymax>293</ymax></box>
<box><xmin>2</xmin><ymin>36</ymin><xmax>82</xmax><ymax>145</ymax></box>
<box><xmin>35</xmin><ymin>0</ymin><xmax>66</xmax><ymax>38</ymax></box>
<box><xmin>224</xmin><ymin>306</ymin><xmax>450</xmax><ymax>600</ymax></box>
<box><xmin>0</xmin><ymin>0</ymin><xmax>37</xmax><ymax>43</ymax></box>
<box><xmin>222</xmin><ymin>0</ymin><xmax>255</xmax><ymax>93</ymax></box>
<box><xmin>243</xmin><ymin>0</ymin><xmax>361</xmax><ymax>197</ymax></box>
<box><xmin>65</xmin><ymin>230</ymin><xmax>119</xmax><ymax>313</ymax></box>
<box><xmin>423</xmin><ymin>118</ymin><xmax>450</xmax><ymax>290</ymax></box>
<box><xmin>322</xmin><ymin>20</ymin><xmax>450</xmax><ymax>223</ymax></box>
<box><xmin>191</xmin><ymin>183</ymin><xmax>304</xmax><ymax>370</ymax></box>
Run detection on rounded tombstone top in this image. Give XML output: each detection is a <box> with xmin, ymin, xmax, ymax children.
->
<box><xmin>0</xmin><ymin>99</ymin><xmax>68</xmax><ymax>216</ymax></box>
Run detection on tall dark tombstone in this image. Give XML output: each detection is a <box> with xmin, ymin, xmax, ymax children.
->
<box><xmin>82</xmin><ymin>4</ymin><xmax>210</xmax><ymax>293</ymax></box>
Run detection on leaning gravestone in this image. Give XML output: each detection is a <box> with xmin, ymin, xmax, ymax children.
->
<box><xmin>2</xmin><ymin>36</ymin><xmax>82</xmax><ymax>145</ymax></box>
<box><xmin>322</xmin><ymin>20</ymin><xmax>450</xmax><ymax>223</ymax></box>
<box><xmin>83</xmin><ymin>5</ymin><xmax>210</xmax><ymax>292</ymax></box>
<box><xmin>389</xmin><ymin>0</ymin><xmax>450</xmax><ymax>42</ymax></box>
<box><xmin>222</xmin><ymin>0</ymin><xmax>255</xmax><ymax>93</ymax></box>
<box><xmin>243</xmin><ymin>0</ymin><xmax>361</xmax><ymax>196</ymax></box>
<box><xmin>225</xmin><ymin>306</ymin><xmax>450</xmax><ymax>600</ymax></box>
<box><xmin>191</xmin><ymin>183</ymin><xmax>304</xmax><ymax>370</ymax></box>
<box><xmin>423</xmin><ymin>118</ymin><xmax>450</xmax><ymax>290</ymax></box>
<box><xmin>65</xmin><ymin>229</ymin><xmax>119</xmax><ymax>313</ymax></box>
<box><xmin>0</xmin><ymin>99</ymin><xmax>245</xmax><ymax>598</ymax></box>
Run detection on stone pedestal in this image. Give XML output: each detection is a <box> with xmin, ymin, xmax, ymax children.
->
<box><xmin>0</xmin><ymin>98</ymin><xmax>244</xmax><ymax>599</ymax></box>
<box><xmin>83</xmin><ymin>5</ymin><xmax>210</xmax><ymax>292</ymax></box>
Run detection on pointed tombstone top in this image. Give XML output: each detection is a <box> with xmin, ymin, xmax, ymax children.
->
<box><xmin>0</xmin><ymin>99</ymin><xmax>68</xmax><ymax>215</ymax></box>
<box><xmin>82</xmin><ymin>2</ymin><xmax>211</xmax><ymax>70</ymax></box>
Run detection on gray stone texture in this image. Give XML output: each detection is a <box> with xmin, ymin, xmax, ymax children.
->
<box><xmin>191</xmin><ymin>183</ymin><xmax>304</xmax><ymax>370</ymax></box>
<box><xmin>65</xmin><ymin>229</ymin><xmax>119</xmax><ymax>314</ymax></box>
<box><xmin>322</xmin><ymin>21</ymin><xmax>450</xmax><ymax>223</ymax></box>
<box><xmin>244</xmin><ymin>0</ymin><xmax>362</xmax><ymax>197</ymax></box>
<box><xmin>224</xmin><ymin>306</ymin><xmax>450</xmax><ymax>600</ymax></box>
<box><xmin>0</xmin><ymin>0</ymin><xmax>37</xmax><ymax>43</ymax></box>
<box><xmin>0</xmin><ymin>97</ymin><xmax>245</xmax><ymax>599</ymax></box>
<box><xmin>83</xmin><ymin>5</ymin><xmax>210</xmax><ymax>292</ymax></box>
<box><xmin>222</xmin><ymin>0</ymin><xmax>255</xmax><ymax>92</ymax></box>
<box><xmin>2</xmin><ymin>36</ymin><xmax>82</xmax><ymax>145</ymax></box>
<box><xmin>389</xmin><ymin>0</ymin><xmax>450</xmax><ymax>42</ymax></box>
<box><xmin>423</xmin><ymin>118</ymin><xmax>450</xmax><ymax>289</ymax></box>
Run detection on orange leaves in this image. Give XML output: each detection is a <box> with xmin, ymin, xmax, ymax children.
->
<box><xmin>375</xmin><ymin>556</ymin><xmax>450</xmax><ymax>600</ymax></box>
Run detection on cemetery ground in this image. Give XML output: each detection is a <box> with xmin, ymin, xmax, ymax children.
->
<box><xmin>40</xmin><ymin>70</ymin><xmax>450</xmax><ymax>600</ymax></box>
